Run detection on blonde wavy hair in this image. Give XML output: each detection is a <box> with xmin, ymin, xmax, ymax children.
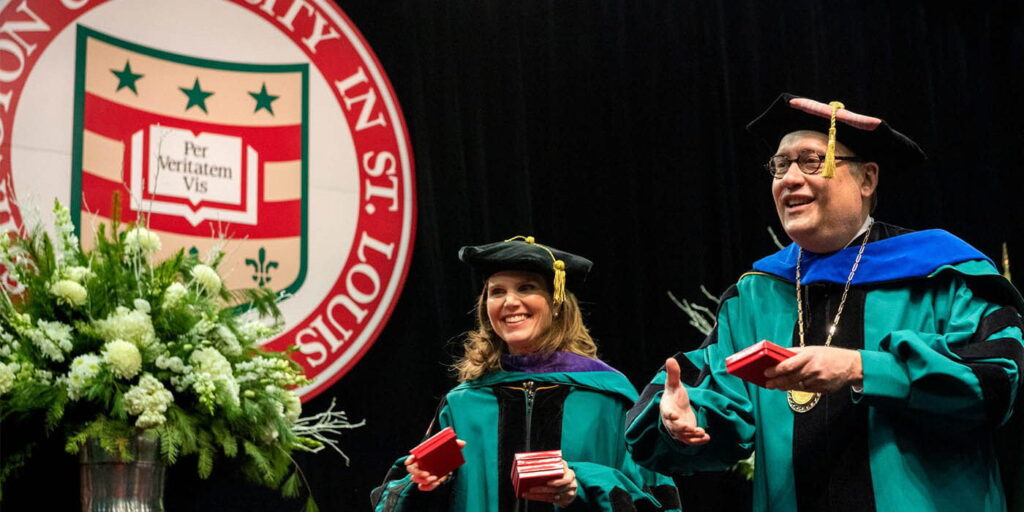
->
<box><xmin>453</xmin><ymin>285</ymin><xmax>597</xmax><ymax>382</ymax></box>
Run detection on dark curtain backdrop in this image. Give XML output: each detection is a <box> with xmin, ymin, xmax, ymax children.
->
<box><xmin>5</xmin><ymin>1</ymin><xmax>1024</xmax><ymax>511</ymax></box>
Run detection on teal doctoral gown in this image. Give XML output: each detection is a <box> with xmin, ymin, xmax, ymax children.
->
<box><xmin>372</xmin><ymin>353</ymin><xmax>680</xmax><ymax>512</ymax></box>
<box><xmin>625</xmin><ymin>223</ymin><xmax>1024</xmax><ymax>512</ymax></box>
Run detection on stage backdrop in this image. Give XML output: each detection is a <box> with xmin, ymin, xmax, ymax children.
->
<box><xmin>2</xmin><ymin>1</ymin><xmax>1023</xmax><ymax>511</ymax></box>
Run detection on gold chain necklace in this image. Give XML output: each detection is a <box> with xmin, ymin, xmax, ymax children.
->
<box><xmin>787</xmin><ymin>220</ymin><xmax>873</xmax><ymax>413</ymax></box>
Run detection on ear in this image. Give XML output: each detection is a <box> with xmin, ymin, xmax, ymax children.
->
<box><xmin>859</xmin><ymin>162</ymin><xmax>879</xmax><ymax>198</ymax></box>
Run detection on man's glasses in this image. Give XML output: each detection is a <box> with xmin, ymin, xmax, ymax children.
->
<box><xmin>765</xmin><ymin>150</ymin><xmax>866</xmax><ymax>179</ymax></box>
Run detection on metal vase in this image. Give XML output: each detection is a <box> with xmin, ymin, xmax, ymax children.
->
<box><xmin>79</xmin><ymin>435</ymin><xmax>165</xmax><ymax>512</ymax></box>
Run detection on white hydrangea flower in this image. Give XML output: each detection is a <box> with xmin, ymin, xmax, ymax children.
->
<box><xmin>92</xmin><ymin>306</ymin><xmax>156</xmax><ymax>348</ymax></box>
<box><xmin>191</xmin><ymin>264</ymin><xmax>221</xmax><ymax>295</ymax></box>
<box><xmin>124</xmin><ymin>374</ymin><xmax>174</xmax><ymax>429</ymax></box>
<box><xmin>50</xmin><ymin>279</ymin><xmax>88</xmax><ymax>307</ymax></box>
<box><xmin>168</xmin><ymin>357</ymin><xmax>185</xmax><ymax>373</ymax></box>
<box><xmin>155</xmin><ymin>354</ymin><xmax>186</xmax><ymax>373</ymax></box>
<box><xmin>124</xmin><ymin>227</ymin><xmax>162</xmax><ymax>254</ymax></box>
<box><xmin>103</xmin><ymin>339</ymin><xmax>142</xmax><ymax>379</ymax></box>
<box><xmin>169</xmin><ymin>373</ymin><xmax>192</xmax><ymax>393</ymax></box>
<box><xmin>64</xmin><ymin>266</ymin><xmax>94</xmax><ymax>283</ymax></box>
<box><xmin>67</xmin><ymin>353</ymin><xmax>103</xmax><ymax>400</ymax></box>
<box><xmin>133</xmin><ymin>298</ymin><xmax>151</xmax><ymax>314</ymax></box>
<box><xmin>163</xmin><ymin>282</ymin><xmax>188</xmax><ymax>306</ymax></box>
<box><xmin>0</xmin><ymin>362</ymin><xmax>15</xmax><ymax>395</ymax></box>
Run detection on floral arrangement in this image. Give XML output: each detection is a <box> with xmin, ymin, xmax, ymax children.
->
<box><xmin>0</xmin><ymin>199</ymin><xmax>345</xmax><ymax>509</ymax></box>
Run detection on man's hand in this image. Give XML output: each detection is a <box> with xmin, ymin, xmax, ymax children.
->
<box><xmin>403</xmin><ymin>439</ymin><xmax>467</xmax><ymax>491</ymax></box>
<box><xmin>764</xmin><ymin>346</ymin><xmax>863</xmax><ymax>393</ymax></box>
<box><xmin>660</xmin><ymin>357</ymin><xmax>711</xmax><ymax>445</ymax></box>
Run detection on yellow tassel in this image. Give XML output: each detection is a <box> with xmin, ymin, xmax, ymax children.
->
<box><xmin>1002</xmin><ymin>242</ymin><xmax>1012</xmax><ymax>281</ymax></box>
<box><xmin>504</xmin><ymin>235</ymin><xmax>566</xmax><ymax>307</ymax></box>
<box><xmin>552</xmin><ymin>259</ymin><xmax>566</xmax><ymax>307</ymax></box>
<box><xmin>822</xmin><ymin>101</ymin><xmax>845</xmax><ymax>179</ymax></box>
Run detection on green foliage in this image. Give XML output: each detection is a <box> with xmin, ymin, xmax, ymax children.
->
<box><xmin>281</xmin><ymin>470</ymin><xmax>301</xmax><ymax>498</ymax></box>
<box><xmin>0</xmin><ymin>201</ymin><xmax>320</xmax><ymax>502</ymax></box>
<box><xmin>304</xmin><ymin>495</ymin><xmax>320</xmax><ymax>512</ymax></box>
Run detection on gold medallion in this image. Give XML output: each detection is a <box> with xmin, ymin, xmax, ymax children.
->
<box><xmin>787</xmin><ymin>390</ymin><xmax>820</xmax><ymax>413</ymax></box>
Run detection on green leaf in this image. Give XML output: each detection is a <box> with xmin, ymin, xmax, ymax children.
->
<box><xmin>303</xmin><ymin>495</ymin><xmax>319</xmax><ymax>512</ymax></box>
<box><xmin>281</xmin><ymin>470</ymin><xmax>301</xmax><ymax>498</ymax></box>
<box><xmin>197</xmin><ymin>431</ymin><xmax>214</xmax><ymax>479</ymax></box>
<box><xmin>242</xmin><ymin>440</ymin><xmax>275</xmax><ymax>486</ymax></box>
<box><xmin>304</xmin><ymin>496</ymin><xmax>320</xmax><ymax>512</ymax></box>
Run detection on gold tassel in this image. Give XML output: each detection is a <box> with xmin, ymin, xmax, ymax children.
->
<box><xmin>1002</xmin><ymin>242</ymin><xmax>1012</xmax><ymax>281</ymax></box>
<box><xmin>552</xmin><ymin>259</ymin><xmax>566</xmax><ymax>307</ymax></box>
<box><xmin>504</xmin><ymin>235</ymin><xmax>566</xmax><ymax>307</ymax></box>
<box><xmin>822</xmin><ymin>101</ymin><xmax>845</xmax><ymax>179</ymax></box>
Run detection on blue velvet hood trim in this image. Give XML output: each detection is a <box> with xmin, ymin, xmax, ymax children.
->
<box><xmin>752</xmin><ymin>229</ymin><xmax>995</xmax><ymax>285</ymax></box>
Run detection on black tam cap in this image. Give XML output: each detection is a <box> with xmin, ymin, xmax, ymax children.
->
<box><xmin>747</xmin><ymin>93</ymin><xmax>927</xmax><ymax>174</ymax></box>
<box><xmin>458</xmin><ymin>236</ymin><xmax>593</xmax><ymax>306</ymax></box>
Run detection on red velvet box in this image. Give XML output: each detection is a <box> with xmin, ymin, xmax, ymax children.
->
<box><xmin>512</xmin><ymin>450</ymin><xmax>565</xmax><ymax>498</ymax></box>
<box><xmin>725</xmin><ymin>340</ymin><xmax>795</xmax><ymax>387</ymax></box>
<box><xmin>409</xmin><ymin>426</ymin><xmax>465</xmax><ymax>476</ymax></box>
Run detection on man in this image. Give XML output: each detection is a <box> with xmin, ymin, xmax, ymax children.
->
<box><xmin>625</xmin><ymin>93</ymin><xmax>1024</xmax><ymax>511</ymax></box>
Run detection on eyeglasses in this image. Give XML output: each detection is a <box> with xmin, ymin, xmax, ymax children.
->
<box><xmin>765</xmin><ymin>150</ymin><xmax>866</xmax><ymax>179</ymax></box>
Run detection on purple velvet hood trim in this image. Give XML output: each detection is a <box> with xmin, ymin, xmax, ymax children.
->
<box><xmin>500</xmin><ymin>351</ymin><xmax>618</xmax><ymax>374</ymax></box>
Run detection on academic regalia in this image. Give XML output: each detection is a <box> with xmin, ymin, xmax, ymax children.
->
<box><xmin>372</xmin><ymin>351</ymin><xmax>681</xmax><ymax>512</ymax></box>
<box><xmin>374</xmin><ymin>237</ymin><xmax>680</xmax><ymax>511</ymax></box>
<box><xmin>625</xmin><ymin>223</ymin><xmax>1024</xmax><ymax>511</ymax></box>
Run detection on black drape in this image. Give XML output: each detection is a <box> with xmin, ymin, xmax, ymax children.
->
<box><xmin>5</xmin><ymin>1</ymin><xmax>1024</xmax><ymax>511</ymax></box>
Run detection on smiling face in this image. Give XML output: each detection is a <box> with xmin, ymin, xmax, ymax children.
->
<box><xmin>485</xmin><ymin>270</ymin><xmax>553</xmax><ymax>355</ymax></box>
<box><xmin>771</xmin><ymin>131</ymin><xmax>878</xmax><ymax>253</ymax></box>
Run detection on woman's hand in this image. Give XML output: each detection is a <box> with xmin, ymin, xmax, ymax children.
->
<box><xmin>403</xmin><ymin>439</ymin><xmax>467</xmax><ymax>491</ymax></box>
<box><xmin>521</xmin><ymin>460</ymin><xmax>578</xmax><ymax>507</ymax></box>
<box><xmin>660</xmin><ymin>357</ymin><xmax>711</xmax><ymax>445</ymax></box>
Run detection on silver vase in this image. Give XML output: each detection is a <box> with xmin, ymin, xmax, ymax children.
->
<box><xmin>79</xmin><ymin>434</ymin><xmax>165</xmax><ymax>512</ymax></box>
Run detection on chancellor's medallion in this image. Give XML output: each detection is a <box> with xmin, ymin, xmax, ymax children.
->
<box><xmin>787</xmin><ymin>390</ymin><xmax>820</xmax><ymax>413</ymax></box>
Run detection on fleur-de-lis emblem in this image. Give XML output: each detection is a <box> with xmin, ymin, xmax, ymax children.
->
<box><xmin>245</xmin><ymin>247</ymin><xmax>278</xmax><ymax>286</ymax></box>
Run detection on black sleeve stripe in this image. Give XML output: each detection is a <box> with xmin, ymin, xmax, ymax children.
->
<box><xmin>952</xmin><ymin>337</ymin><xmax>1024</xmax><ymax>427</ymax></box>
<box><xmin>625</xmin><ymin>351</ymin><xmax>710</xmax><ymax>427</ymax></box>
<box><xmin>715</xmin><ymin>283</ymin><xmax>739</xmax><ymax>317</ymax></box>
<box><xmin>674</xmin><ymin>353</ymin><xmax>710</xmax><ymax>387</ymax></box>
<box><xmin>970</xmin><ymin>306</ymin><xmax>1024</xmax><ymax>345</ymax></box>
<box><xmin>626</xmin><ymin>382</ymin><xmax>663</xmax><ymax>428</ymax></box>
<box><xmin>649</xmin><ymin>484</ymin><xmax>682</xmax><ymax>510</ymax></box>
<box><xmin>954</xmin><ymin>336</ymin><xmax>1024</xmax><ymax>364</ymax></box>
<box><xmin>604</xmin><ymin>487</ymin><xmax>638</xmax><ymax>512</ymax></box>
<box><xmin>967</xmin><ymin>362</ymin><xmax>1012</xmax><ymax>427</ymax></box>
<box><xmin>697</xmin><ymin>328</ymin><xmax>718</xmax><ymax>350</ymax></box>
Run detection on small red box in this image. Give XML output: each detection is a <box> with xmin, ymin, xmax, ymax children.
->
<box><xmin>409</xmin><ymin>426</ymin><xmax>465</xmax><ymax>476</ymax></box>
<box><xmin>725</xmin><ymin>340</ymin><xmax>795</xmax><ymax>387</ymax></box>
<box><xmin>512</xmin><ymin>450</ymin><xmax>565</xmax><ymax>498</ymax></box>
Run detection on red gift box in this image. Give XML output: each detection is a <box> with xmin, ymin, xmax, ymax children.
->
<box><xmin>409</xmin><ymin>426</ymin><xmax>465</xmax><ymax>477</ymax></box>
<box><xmin>725</xmin><ymin>340</ymin><xmax>795</xmax><ymax>387</ymax></box>
<box><xmin>512</xmin><ymin>450</ymin><xmax>565</xmax><ymax>498</ymax></box>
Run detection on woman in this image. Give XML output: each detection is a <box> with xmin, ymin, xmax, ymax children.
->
<box><xmin>372</xmin><ymin>236</ymin><xmax>680</xmax><ymax>511</ymax></box>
